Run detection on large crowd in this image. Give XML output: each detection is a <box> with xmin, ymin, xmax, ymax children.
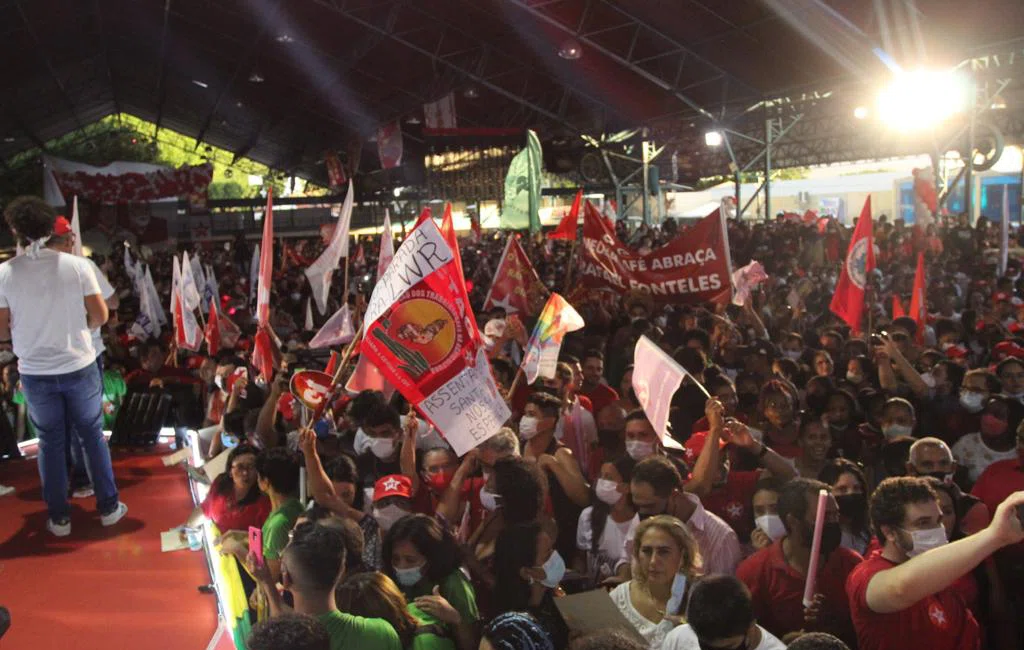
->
<box><xmin>2</xmin><ymin>194</ymin><xmax>1024</xmax><ymax>650</ymax></box>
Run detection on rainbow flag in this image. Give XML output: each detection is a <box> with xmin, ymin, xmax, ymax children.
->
<box><xmin>521</xmin><ymin>293</ymin><xmax>585</xmax><ymax>384</ymax></box>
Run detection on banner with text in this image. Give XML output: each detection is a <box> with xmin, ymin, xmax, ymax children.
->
<box><xmin>579</xmin><ymin>201</ymin><xmax>732</xmax><ymax>304</ymax></box>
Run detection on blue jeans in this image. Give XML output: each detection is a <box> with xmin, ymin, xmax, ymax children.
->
<box><xmin>68</xmin><ymin>356</ymin><xmax>103</xmax><ymax>490</ymax></box>
<box><xmin>21</xmin><ymin>363</ymin><xmax>119</xmax><ymax>521</ymax></box>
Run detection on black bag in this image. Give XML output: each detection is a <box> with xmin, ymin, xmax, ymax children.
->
<box><xmin>109</xmin><ymin>390</ymin><xmax>173</xmax><ymax>447</ymax></box>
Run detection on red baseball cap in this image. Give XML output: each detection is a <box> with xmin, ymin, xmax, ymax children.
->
<box><xmin>993</xmin><ymin>292</ymin><xmax>1011</xmax><ymax>304</ymax></box>
<box><xmin>683</xmin><ymin>431</ymin><xmax>727</xmax><ymax>465</ymax></box>
<box><xmin>373</xmin><ymin>474</ymin><xmax>412</xmax><ymax>502</ymax></box>
<box><xmin>53</xmin><ymin>216</ymin><xmax>72</xmax><ymax>236</ymax></box>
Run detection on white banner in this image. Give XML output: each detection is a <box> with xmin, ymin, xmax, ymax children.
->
<box><xmin>305</xmin><ymin>181</ymin><xmax>354</xmax><ymax>314</ymax></box>
<box><xmin>632</xmin><ymin>335</ymin><xmax>686</xmax><ymax>450</ymax></box>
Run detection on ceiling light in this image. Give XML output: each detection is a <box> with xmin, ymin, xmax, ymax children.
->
<box><xmin>3</xmin><ymin>136</ymin><xmax>14</xmax><ymax>143</ymax></box>
<box><xmin>558</xmin><ymin>39</ymin><xmax>582</xmax><ymax>60</ymax></box>
<box><xmin>704</xmin><ymin>131</ymin><xmax>723</xmax><ymax>147</ymax></box>
<box><xmin>405</xmin><ymin>115</ymin><xmax>421</xmax><ymax>125</ymax></box>
<box><xmin>249</xmin><ymin>70</ymin><xmax>264</xmax><ymax>83</ymax></box>
<box><xmin>192</xmin><ymin>79</ymin><xmax>209</xmax><ymax>89</ymax></box>
<box><xmin>876</xmin><ymin>68</ymin><xmax>971</xmax><ymax>131</ymax></box>
<box><xmin>275</xmin><ymin>34</ymin><xmax>294</xmax><ymax>44</ymax></box>
<box><xmin>990</xmin><ymin>95</ymin><xmax>1007</xmax><ymax>110</ymax></box>
<box><xmin>853</xmin><ymin>106</ymin><xmax>869</xmax><ymax>119</ymax></box>
<box><xmin>463</xmin><ymin>87</ymin><xmax>480</xmax><ymax>99</ymax></box>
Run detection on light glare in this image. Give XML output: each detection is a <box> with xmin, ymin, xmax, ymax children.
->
<box><xmin>853</xmin><ymin>106</ymin><xmax>869</xmax><ymax>120</ymax></box>
<box><xmin>875</xmin><ymin>69</ymin><xmax>971</xmax><ymax>131</ymax></box>
<box><xmin>704</xmin><ymin>131</ymin><xmax>723</xmax><ymax>147</ymax></box>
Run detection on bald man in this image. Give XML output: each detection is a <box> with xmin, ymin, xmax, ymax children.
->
<box><xmin>907</xmin><ymin>437</ymin><xmax>990</xmax><ymax>535</ymax></box>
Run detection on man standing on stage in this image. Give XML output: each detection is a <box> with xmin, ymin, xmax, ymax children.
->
<box><xmin>0</xmin><ymin>196</ymin><xmax>126</xmax><ymax>536</ymax></box>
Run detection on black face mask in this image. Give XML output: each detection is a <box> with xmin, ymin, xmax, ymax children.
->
<box><xmin>835</xmin><ymin>493</ymin><xmax>867</xmax><ymax>519</ymax></box>
<box><xmin>820</xmin><ymin>520</ymin><xmax>843</xmax><ymax>555</ymax></box>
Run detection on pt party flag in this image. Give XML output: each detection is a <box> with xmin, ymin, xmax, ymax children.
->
<box><xmin>482</xmin><ymin>236</ymin><xmax>548</xmax><ymax>316</ymax></box>
<box><xmin>521</xmin><ymin>293</ymin><xmax>585</xmax><ymax>384</ymax></box>
<box><xmin>306</xmin><ymin>181</ymin><xmax>354</xmax><ymax>314</ymax></box>
<box><xmin>547</xmin><ymin>189</ymin><xmax>583</xmax><ymax>240</ymax></box>
<box><xmin>632</xmin><ymin>336</ymin><xmax>687</xmax><ymax>450</ymax></box>
<box><xmin>829</xmin><ymin>196</ymin><xmax>875</xmax><ymax>332</ymax></box>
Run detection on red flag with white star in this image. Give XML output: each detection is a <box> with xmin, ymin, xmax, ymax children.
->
<box><xmin>482</xmin><ymin>236</ymin><xmax>548</xmax><ymax>317</ymax></box>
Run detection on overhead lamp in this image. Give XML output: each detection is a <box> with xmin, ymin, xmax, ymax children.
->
<box><xmin>463</xmin><ymin>86</ymin><xmax>480</xmax><ymax>99</ymax></box>
<box><xmin>990</xmin><ymin>94</ymin><xmax>1007</xmax><ymax>110</ymax></box>
<box><xmin>875</xmin><ymin>68</ymin><xmax>971</xmax><ymax>131</ymax></box>
<box><xmin>275</xmin><ymin>34</ymin><xmax>294</xmax><ymax>44</ymax></box>
<box><xmin>249</xmin><ymin>70</ymin><xmax>265</xmax><ymax>83</ymax></box>
<box><xmin>3</xmin><ymin>136</ymin><xmax>15</xmax><ymax>143</ymax></box>
<box><xmin>704</xmin><ymin>130</ymin><xmax>723</xmax><ymax>147</ymax></box>
<box><xmin>558</xmin><ymin>39</ymin><xmax>582</xmax><ymax>60</ymax></box>
<box><xmin>192</xmin><ymin>79</ymin><xmax>209</xmax><ymax>89</ymax></box>
<box><xmin>405</xmin><ymin>115</ymin><xmax>422</xmax><ymax>125</ymax></box>
<box><xmin>853</xmin><ymin>106</ymin><xmax>869</xmax><ymax>119</ymax></box>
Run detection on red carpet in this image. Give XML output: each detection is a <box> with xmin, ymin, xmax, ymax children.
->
<box><xmin>0</xmin><ymin>445</ymin><xmax>219</xmax><ymax>650</ymax></box>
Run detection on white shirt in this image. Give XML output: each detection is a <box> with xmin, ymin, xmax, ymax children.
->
<box><xmin>0</xmin><ymin>249</ymin><xmax>100</xmax><ymax>375</ymax></box>
<box><xmin>609</xmin><ymin>581</ymin><xmax>678</xmax><ymax>650</ymax></box>
<box><xmin>952</xmin><ymin>432</ymin><xmax>1019</xmax><ymax>484</ymax></box>
<box><xmin>86</xmin><ymin>258</ymin><xmax>115</xmax><ymax>356</ymax></box>
<box><xmin>663</xmin><ymin>624</ymin><xmax>786</xmax><ymax>650</ymax></box>
<box><xmin>577</xmin><ymin>506</ymin><xmax>631</xmax><ymax>582</ymax></box>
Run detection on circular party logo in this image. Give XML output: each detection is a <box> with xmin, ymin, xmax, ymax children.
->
<box><xmin>388</xmin><ymin>297</ymin><xmax>458</xmax><ymax>367</ymax></box>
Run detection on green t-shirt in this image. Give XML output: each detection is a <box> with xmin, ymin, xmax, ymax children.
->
<box><xmin>101</xmin><ymin>370</ymin><xmax>127</xmax><ymax>429</ymax></box>
<box><xmin>408</xmin><ymin>604</ymin><xmax>456</xmax><ymax>650</ymax></box>
<box><xmin>404</xmin><ymin>569</ymin><xmax>479</xmax><ymax>625</ymax></box>
<box><xmin>11</xmin><ymin>390</ymin><xmax>34</xmax><ymax>437</ymax></box>
<box><xmin>317</xmin><ymin>610</ymin><xmax>402</xmax><ymax>650</ymax></box>
<box><xmin>262</xmin><ymin>498</ymin><xmax>304</xmax><ymax>561</ymax></box>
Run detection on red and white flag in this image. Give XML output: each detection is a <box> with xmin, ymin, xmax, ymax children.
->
<box><xmin>423</xmin><ymin>93</ymin><xmax>457</xmax><ymax>130</ymax></box>
<box><xmin>829</xmin><ymin>196</ymin><xmax>875</xmax><ymax>332</ymax></box>
<box><xmin>908</xmin><ymin>252</ymin><xmax>926</xmax><ymax>343</ymax></box>
<box><xmin>204</xmin><ymin>296</ymin><xmax>220</xmax><ymax>357</ymax></box>
<box><xmin>324</xmin><ymin>150</ymin><xmax>347</xmax><ymax>189</ymax></box>
<box><xmin>252</xmin><ymin>329</ymin><xmax>274</xmax><ymax>381</ymax></box>
<box><xmin>547</xmin><ymin>189</ymin><xmax>582</xmax><ymax>240</ymax></box>
<box><xmin>482</xmin><ymin>236</ymin><xmax>547</xmax><ymax>316</ymax></box>
<box><xmin>348</xmin><ymin>211</ymin><xmax>399</xmax><ymax>397</ymax></box>
<box><xmin>309</xmin><ymin>305</ymin><xmax>355</xmax><ymax>349</ymax></box>
<box><xmin>632</xmin><ymin>335</ymin><xmax>686</xmax><ymax>450</ymax></box>
<box><xmin>305</xmin><ymin>180</ymin><xmax>353</xmax><ymax>314</ymax></box>
<box><xmin>378</xmin><ymin>210</ymin><xmax>395</xmax><ymax>280</ymax></box>
<box><xmin>218</xmin><ymin>310</ymin><xmax>242</xmax><ymax>349</ymax></box>
<box><xmin>256</xmin><ymin>188</ymin><xmax>274</xmax><ymax>327</ymax></box>
<box><xmin>172</xmin><ymin>256</ymin><xmax>202</xmax><ymax>352</ymax></box>
<box><xmin>377</xmin><ymin>121</ymin><xmax>403</xmax><ymax>169</ymax></box>
<box><xmin>361</xmin><ymin>217</ymin><xmax>509</xmax><ymax>455</ymax></box>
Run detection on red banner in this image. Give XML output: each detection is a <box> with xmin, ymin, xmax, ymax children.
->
<box><xmin>578</xmin><ymin>202</ymin><xmax>732</xmax><ymax>304</ymax></box>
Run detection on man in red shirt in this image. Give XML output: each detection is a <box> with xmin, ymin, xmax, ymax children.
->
<box><xmin>971</xmin><ymin>434</ymin><xmax>1024</xmax><ymax>591</ymax></box>
<box><xmin>686</xmin><ymin>400</ymin><xmax>796</xmax><ymax>541</ymax></box>
<box><xmin>846</xmin><ymin>476</ymin><xmax>1024</xmax><ymax>650</ymax></box>
<box><xmin>579</xmin><ymin>349</ymin><xmax>619</xmax><ymax>416</ymax></box>
<box><xmin>737</xmin><ymin>478</ymin><xmax>861</xmax><ymax>647</ymax></box>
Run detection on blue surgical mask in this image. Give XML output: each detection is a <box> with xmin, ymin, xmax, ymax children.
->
<box><xmin>394</xmin><ymin>564</ymin><xmax>425</xmax><ymax>587</ymax></box>
<box><xmin>539</xmin><ymin>551</ymin><xmax>566</xmax><ymax>588</ymax></box>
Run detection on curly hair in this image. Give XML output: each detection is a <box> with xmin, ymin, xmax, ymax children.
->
<box><xmin>335</xmin><ymin>572</ymin><xmax>418</xmax><ymax>647</ymax></box>
<box><xmin>3</xmin><ymin>195</ymin><xmax>55</xmax><ymax>244</ymax></box>
<box><xmin>869</xmin><ymin>477</ymin><xmax>938</xmax><ymax>545</ymax></box>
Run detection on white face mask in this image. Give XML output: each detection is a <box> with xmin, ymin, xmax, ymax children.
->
<box><xmin>538</xmin><ymin>551</ymin><xmax>566</xmax><ymax>588</ymax></box>
<box><xmin>846</xmin><ymin>372</ymin><xmax>864</xmax><ymax>384</ymax></box>
<box><xmin>479</xmin><ymin>487</ymin><xmax>501</xmax><ymax>511</ymax></box>
<box><xmin>519</xmin><ymin>416</ymin><xmax>540</xmax><ymax>440</ymax></box>
<box><xmin>394</xmin><ymin>563</ymin><xmax>425</xmax><ymax>587</ymax></box>
<box><xmin>665</xmin><ymin>573</ymin><xmax>688</xmax><ymax>616</ymax></box>
<box><xmin>626</xmin><ymin>440</ymin><xmax>655</xmax><ymax>461</ymax></box>
<box><xmin>353</xmin><ymin>428</ymin><xmax>371</xmax><ymax>455</ymax></box>
<box><xmin>783</xmin><ymin>349</ymin><xmax>802</xmax><ymax>361</ymax></box>
<box><xmin>904</xmin><ymin>525</ymin><xmax>948</xmax><ymax>557</ymax></box>
<box><xmin>882</xmin><ymin>423</ymin><xmax>913</xmax><ymax>439</ymax></box>
<box><xmin>373</xmin><ymin>504</ymin><xmax>408</xmax><ymax>531</ymax></box>
<box><xmin>755</xmin><ymin>514</ymin><xmax>787</xmax><ymax>541</ymax></box>
<box><xmin>595</xmin><ymin>479</ymin><xmax>622</xmax><ymax>506</ymax></box>
<box><xmin>959</xmin><ymin>391</ymin><xmax>985</xmax><ymax>413</ymax></box>
<box><xmin>920</xmin><ymin>372</ymin><xmax>937</xmax><ymax>389</ymax></box>
<box><xmin>369</xmin><ymin>436</ymin><xmax>398</xmax><ymax>459</ymax></box>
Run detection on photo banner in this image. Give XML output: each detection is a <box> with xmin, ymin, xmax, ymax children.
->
<box><xmin>578</xmin><ymin>201</ymin><xmax>732</xmax><ymax>304</ymax></box>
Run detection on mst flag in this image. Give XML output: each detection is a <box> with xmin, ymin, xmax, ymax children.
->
<box><xmin>580</xmin><ymin>201</ymin><xmax>732</xmax><ymax>304</ymax></box>
<box><xmin>306</xmin><ymin>181</ymin><xmax>354</xmax><ymax>314</ymax></box>
<box><xmin>548</xmin><ymin>189</ymin><xmax>583</xmax><ymax>240</ymax></box>
<box><xmin>482</xmin><ymin>236</ymin><xmax>548</xmax><ymax>316</ymax></box>
<box><xmin>256</xmin><ymin>188</ymin><xmax>274</xmax><ymax>327</ymax></box>
<box><xmin>361</xmin><ymin>217</ymin><xmax>509</xmax><ymax>455</ymax></box>
<box><xmin>829</xmin><ymin>197</ymin><xmax>875</xmax><ymax>331</ymax></box>
<box><xmin>501</xmin><ymin>129</ymin><xmax>542</xmax><ymax>233</ymax></box>
<box><xmin>632</xmin><ymin>336</ymin><xmax>686</xmax><ymax>450</ymax></box>
<box><xmin>521</xmin><ymin>293</ymin><xmax>585</xmax><ymax>384</ymax></box>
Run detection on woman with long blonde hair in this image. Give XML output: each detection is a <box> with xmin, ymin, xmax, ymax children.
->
<box><xmin>609</xmin><ymin>515</ymin><xmax>702</xmax><ymax>649</ymax></box>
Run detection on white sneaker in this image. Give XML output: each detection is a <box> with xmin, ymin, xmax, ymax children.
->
<box><xmin>0</xmin><ymin>484</ymin><xmax>14</xmax><ymax>496</ymax></box>
<box><xmin>72</xmin><ymin>486</ymin><xmax>94</xmax><ymax>499</ymax></box>
<box><xmin>47</xmin><ymin>518</ymin><xmax>71</xmax><ymax>537</ymax></box>
<box><xmin>100</xmin><ymin>502</ymin><xmax>128</xmax><ymax>527</ymax></box>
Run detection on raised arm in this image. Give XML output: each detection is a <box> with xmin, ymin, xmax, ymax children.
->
<box><xmin>685</xmin><ymin>399</ymin><xmax>725</xmax><ymax>498</ymax></box>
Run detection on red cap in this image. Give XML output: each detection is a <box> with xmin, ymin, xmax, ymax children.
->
<box><xmin>683</xmin><ymin>431</ymin><xmax>727</xmax><ymax>464</ymax></box>
<box><xmin>993</xmin><ymin>292</ymin><xmax>1011</xmax><ymax>304</ymax></box>
<box><xmin>373</xmin><ymin>474</ymin><xmax>412</xmax><ymax>502</ymax></box>
<box><xmin>53</xmin><ymin>216</ymin><xmax>72</xmax><ymax>236</ymax></box>
<box><xmin>945</xmin><ymin>344</ymin><xmax>969</xmax><ymax>359</ymax></box>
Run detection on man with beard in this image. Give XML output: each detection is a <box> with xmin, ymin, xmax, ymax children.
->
<box><xmin>736</xmin><ymin>478</ymin><xmax>861</xmax><ymax>647</ymax></box>
<box><xmin>847</xmin><ymin>477</ymin><xmax>1024</xmax><ymax>650</ymax></box>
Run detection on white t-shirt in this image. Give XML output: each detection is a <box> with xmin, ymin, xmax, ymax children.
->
<box><xmin>952</xmin><ymin>432</ymin><xmax>1019</xmax><ymax>484</ymax></box>
<box><xmin>576</xmin><ymin>506</ymin><xmax>631</xmax><ymax>582</ymax></box>
<box><xmin>86</xmin><ymin>258</ymin><xmax>115</xmax><ymax>356</ymax></box>
<box><xmin>0</xmin><ymin>249</ymin><xmax>100</xmax><ymax>375</ymax></box>
<box><xmin>609</xmin><ymin>581</ymin><xmax>678</xmax><ymax>650</ymax></box>
<box><xmin>663</xmin><ymin>624</ymin><xmax>786</xmax><ymax>650</ymax></box>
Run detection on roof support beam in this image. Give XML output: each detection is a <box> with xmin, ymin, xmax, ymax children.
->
<box><xmin>153</xmin><ymin>0</ymin><xmax>172</xmax><ymax>135</ymax></box>
<box><xmin>16</xmin><ymin>3</ymin><xmax>85</xmax><ymax>131</ymax></box>
<box><xmin>92</xmin><ymin>0</ymin><xmax>121</xmax><ymax>116</ymax></box>
<box><xmin>3</xmin><ymin>106</ymin><xmax>47</xmax><ymax>151</ymax></box>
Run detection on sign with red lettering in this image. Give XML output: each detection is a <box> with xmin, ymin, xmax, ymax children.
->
<box><xmin>578</xmin><ymin>202</ymin><xmax>733</xmax><ymax>304</ymax></box>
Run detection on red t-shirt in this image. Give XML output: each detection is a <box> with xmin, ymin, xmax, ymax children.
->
<box><xmin>201</xmin><ymin>489</ymin><xmax>272</xmax><ymax>532</ymax></box>
<box><xmin>737</xmin><ymin>539</ymin><xmax>862</xmax><ymax>647</ymax></box>
<box><xmin>846</xmin><ymin>554</ymin><xmax>981</xmax><ymax>650</ymax></box>
<box><xmin>700</xmin><ymin>470</ymin><xmax>759</xmax><ymax>541</ymax></box>
<box><xmin>580</xmin><ymin>383</ymin><xmax>619</xmax><ymax>417</ymax></box>
<box><xmin>970</xmin><ymin>458</ymin><xmax>1024</xmax><ymax>563</ymax></box>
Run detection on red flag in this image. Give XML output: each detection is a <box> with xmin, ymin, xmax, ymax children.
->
<box><xmin>470</xmin><ymin>212</ymin><xmax>482</xmax><ymax>243</ymax></box>
<box><xmin>908</xmin><ymin>252</ymin><xmax>926</xmax><ymax>343</ymax></box>
<box><xmin>324</xmin><ymin>150</ymin><xmax>347</xmax><ymax>189</ymax></box>
<box><xmin>892</xmin><ymin>295</ymin><xmax>907</xmax><ymax>319</ymax></box>
<box><xmin>377</xmin><ymin>121</ymin><xmax>403</xmax><ymax>169</ymax></box>
<box><xmin>324</xmin><ymin>351</ymin><xmax>340</xmax><ymax>376</ymax></box>
<box><xmin>829</xmin><ymin>197</ymin><xmax>875</xmax><ymax>331</ymax></box>
<box><xmin>548</xmin><ymin>189</ymin><xmax>582</xmax><ymax>240</ymax></box>
<box><xmin>482</xmin><ymin>236</ymin><xmax>548</xmax><ymax>316</ymax></box>
<box><xmin>354</xmin><ymin>243</ymin><xmax>366</xmax><ymax>267</ymax></box>
<box><xmin>256</xmin><ymin>188</ymin><xmax>274</xmax><ymax>327</ymax></box>
<box><xmin>440</xmin><ymin>203</ymin><xmax>465</xmax><ymax>282</ymax></box>
<box><xmin>218</xmin><ymin>311</ymin><xmax>242</xmax><ymax>349</ymax></box>
<box><xmin>204</xmin><ymin>296</ymin><xmax>220</xmax><ymax>356</ymax></box>
<box><xmin>412</xmin><ymin>206</ymin><xmax>432</xmax><ymax>230</ymax></box>
<box><xmin>252</xmin><ymin>328</ymin><xmax>274</xmax><ymax>381</ymax></box>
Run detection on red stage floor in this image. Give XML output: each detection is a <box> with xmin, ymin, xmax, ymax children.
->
<box><xmin>0</xmin><ymin>445</ymin><xmax>219</xmax><ymax>650</ymax></box>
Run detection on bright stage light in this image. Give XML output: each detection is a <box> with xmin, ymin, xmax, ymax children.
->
<box><xmin>853</xmin><ymin>106</ymin><xmax>869</xmax><ymax>120</ymax></box>
<box><xmin>704</xmin><ymin>131</ymin><xmax>723</xmax><ymax>147</ymax></box>
<box><xmin>875</xmin><ymin>69</ymin><xmax>971</xmax><ymax>131</ymax></box>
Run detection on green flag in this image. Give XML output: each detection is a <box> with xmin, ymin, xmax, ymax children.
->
<box><xmin>501</xmin><ymin>129</ymin><xmax>543</xmax><ymax>232</ymax></box>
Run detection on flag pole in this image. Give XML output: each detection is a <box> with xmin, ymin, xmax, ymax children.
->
<box><xmin>306</xmin><ymin>329</ymin><xmax>363</xmax><ymax>427</ymax></box>
<box><xmin>562</xmin><ymin>238</ymin><xmax>579</xmax><ymax>295</ymax></box>
<box><xmin>507</xmin><ymin>367</ymin><xmax>525</xmax><ymax>399</ymax></box>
